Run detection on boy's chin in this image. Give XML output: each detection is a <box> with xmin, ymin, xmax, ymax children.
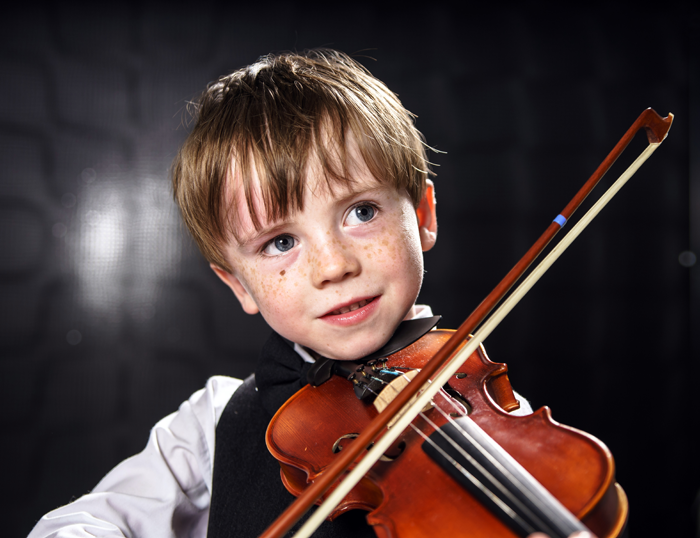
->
<box><xmin>310</xmin><ymin>337</ymin><xmax>391</xmax><ymax>362</ymax></box>
<box><xmin>318</xmin><ymin>317</ymin><xmax>417</xmax><ymax>361</ymax></box>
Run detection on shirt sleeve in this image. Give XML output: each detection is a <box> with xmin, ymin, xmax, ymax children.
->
<box><xmin>27</xmin><ymin>376</ymin><xmax>242</xmax><ymax>538</ymax></box>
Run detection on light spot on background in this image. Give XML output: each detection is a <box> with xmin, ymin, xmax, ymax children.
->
<box><xmin>679</xmin><ymin>250</ymin><xmax>696</xmax><ymax>268</ymax></box>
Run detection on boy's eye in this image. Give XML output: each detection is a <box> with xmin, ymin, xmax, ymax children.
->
<box><xmin>263</xmin><ymin>234</ymin><xmax>295</xmax><ymax>255</ymax></box>
<box><xmin>346</xmin><ymin>204</ymin><xmax>376</xmax><ymax>226</ymax></box>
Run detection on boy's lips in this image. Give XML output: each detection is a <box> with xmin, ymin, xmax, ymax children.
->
<box><xmin>320</xmin><ymin>296</ymin><xmax>380</xmax><ymax>325</ymax></box>
<box><xmin>324</xmin><ymin>296</ymin><xmax>377</xmax><ymax>316</ymax></box>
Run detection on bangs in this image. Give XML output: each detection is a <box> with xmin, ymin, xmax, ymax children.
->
<box><xmin>226</xmin><ymin>109</ymin><xmax>421</xmax><ymax>244</ymax></box>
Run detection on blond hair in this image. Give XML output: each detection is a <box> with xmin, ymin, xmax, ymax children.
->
<box><xmin>172</xmin><ymin>49</ymin><xmax>432</xmax><ymax>272</ymax></box>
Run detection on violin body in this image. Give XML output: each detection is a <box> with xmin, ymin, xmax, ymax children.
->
<box><xmin>266</xmin><ymin>330</ymin><xmax>628</xmax><ymax>537</ymax></box>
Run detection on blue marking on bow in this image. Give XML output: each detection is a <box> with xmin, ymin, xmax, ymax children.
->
<box><xmin>553</xmin><ymin>214</ymin><xmax>567</xmax><ymax>227</ymax></box>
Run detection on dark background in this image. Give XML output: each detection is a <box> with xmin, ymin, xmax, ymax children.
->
<box><xmin>2</xmin><ymin>2</ymin><xmax>697</xmax><ymax>537</ymax></box>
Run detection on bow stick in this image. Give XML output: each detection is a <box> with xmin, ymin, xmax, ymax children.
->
<box><xmin>259</xmin><ymin>108</ymin><xmax>674</xmax><ymax>538</ymax></box>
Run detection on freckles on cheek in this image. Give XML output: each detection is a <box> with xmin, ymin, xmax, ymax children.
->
<box><xmin>381</xmin><ymin>238</ymin><xmax>392</xmax><ymax>259</ymax></box>
<box><xmin>238</xmin><ymin>263</ymin><xmax>271</xmax><ymax>302</ymax></box>
<box><xmin>375</xmin><ymin>231</ymin><xmax>401</xmax><ymax>263</ymax></box>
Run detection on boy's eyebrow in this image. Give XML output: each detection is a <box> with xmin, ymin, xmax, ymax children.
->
<box><xmin>236</xmin><ymin>183</ymin><xmax>386</xmax><ymax>249</ymax></box>
<box><xmin>236</xmin><ymin>221</ymin><xmax>292</xmax><ymax>249</ymax></box>
<box><xmin>332</xmin><ymin>184</ymin><xmax>385</xmax><ymax>205</ymax></box>
<box><xmin>324</xmin><ymin>184</ymin><xmax>388</xmax><ymax>214</ymax></box>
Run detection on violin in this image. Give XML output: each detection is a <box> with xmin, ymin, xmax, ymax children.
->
<box><xmin>267</xmin><ymin>328</ymin><xmax>627</xmax><ymax>537</ymax></box>
<box><xmin>259</xmin><ymin>109</ymin><xmax>674</xmax><ymax>538</ymax></box>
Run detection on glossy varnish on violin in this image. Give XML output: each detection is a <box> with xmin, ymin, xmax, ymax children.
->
<box><xmin>266</xmin><ymin>330</ymin><xmax>628</xmax><ymax>537</ymax></box>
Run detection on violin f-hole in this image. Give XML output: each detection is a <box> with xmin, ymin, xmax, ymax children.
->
<box><xmin>332</xmin><ymin>433</ymin><xmax>360</xmax><ymax>454</ymax></box>
<box><xmin>442</xmin><ymin>386</ymin><xmax>473</xmax><ymax>417</ymax></box>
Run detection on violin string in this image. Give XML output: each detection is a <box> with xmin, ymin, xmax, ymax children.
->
<box><xmin>387</xmin><ymin>372</ymin><xmax>542</xmax><ymax>529</ymax></box>
<box><xmin>431</xmin><ymin>394</ymin><xmax>528</xmax><ymax>493</ymax></box>
<box><xmin>387</xmin><ymin>371</ymin><xmax>575</xmax><ymax>535</ymax></box>
<box><xmin>426</xmin><ymin>388</ymin><xmax>581</xmax><ymax>535</ymax></box>
<box><xmin>421</xmin><ymin>405</ymin><xmax>565</xmax><ymax>535</ymax></box>
<box><xmin>414</xmin><ymin>393</ymin><xmax>560</xmax><ymax>535</ymax></box>
<box><xmin>409</xmin><ymin>422</ymin><xmax>537</xmax><ymax>535</ymax></box>
<box><xmin>353</xmin><ymin>367</ymin><xmax>570</xmax><ymax>534</ymax></box>
<box><xmin>355</xmin><ymin>371</ymin><xmax>539</xmax><ymax>531</ymax></box>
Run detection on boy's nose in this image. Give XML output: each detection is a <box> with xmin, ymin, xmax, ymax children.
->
<box><xmin>311</xmin><ymin>239</ymin><xmax>361</xmax><ymax>287</ymax></box>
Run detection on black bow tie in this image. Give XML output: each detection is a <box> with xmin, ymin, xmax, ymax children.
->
<box><xmin>255</xmin><ymin>332</ymin><xmax>315</xmax><ymax>416</ymax></box>
<box><xmin>255</xmin><ymin>316</ymin><xmax>441</xmax><ymax>416</ymax></box>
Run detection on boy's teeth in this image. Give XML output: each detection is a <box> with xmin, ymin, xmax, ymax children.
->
<box><xmin>333</xmin><ymin>299</ymin><xmax>369</xmax><ymax>315</ymax></box>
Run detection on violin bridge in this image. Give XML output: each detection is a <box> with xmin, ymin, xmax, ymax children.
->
<box><xmin>373</xmin><ymin>369</ymin><xmax>434</xmax><ymax>429</ymax></box>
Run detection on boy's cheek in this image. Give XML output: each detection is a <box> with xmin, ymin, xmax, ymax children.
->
<box><xmin>247</xmin><ymin>270</ymin><xmax>297</xmax><ymax>309</ymax></box>
<box><xmin>382</xmin><ymin>227</ymin><xmax>420</xmax><ymax>264</ymax></box>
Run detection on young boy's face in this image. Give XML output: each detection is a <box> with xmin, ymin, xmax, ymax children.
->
<box><xmin>212</xmin><ymin>136</ymin><xmax>437</xmax><ymax>361</ymax></box>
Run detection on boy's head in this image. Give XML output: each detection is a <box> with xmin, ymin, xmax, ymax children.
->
<box><xmin>172</xmin><ymin>49</ymin><xmax>431</xmax><ymax>272</ymax></box>
<box><xmin>172</xmin><ymin>49</ymin><xmax>438</xmax><ymax>359</ymax></box>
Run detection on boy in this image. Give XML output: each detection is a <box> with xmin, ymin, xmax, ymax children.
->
<box><xmin>28</xmin><ymin>49</ymin><xmax>531</xmax><ymax>538</ymax></box>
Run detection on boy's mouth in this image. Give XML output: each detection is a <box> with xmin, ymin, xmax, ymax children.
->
<box><xmin>324</xmin><ymin>296</ymin><xmax>377</xmax><ymax>317</ymax></box>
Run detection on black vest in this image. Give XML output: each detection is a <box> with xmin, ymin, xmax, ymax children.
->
<box><xmin>207</xmin><ymin>332</ymin><xmax>377</xmax><ymax>537</ymax></box>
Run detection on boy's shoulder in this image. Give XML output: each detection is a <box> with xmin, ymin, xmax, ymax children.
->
<box><xmin>151</xmin><ymin>375</ymin><xmax>245</xmax><ymax>452</ymax></box>
<box><xmin>202</xmin><ymin>375</ymin><xmax>245</xmax><ymax>410</ymax></box>
<box><xmin>194</xmin><ymin>375</ymin><xmax>245</xmax><ymax>429</ymax></box>
<box><xmin>161</xmin><ymin>375</ymin><xmax>245</xmax><ymax>425</ymax></box>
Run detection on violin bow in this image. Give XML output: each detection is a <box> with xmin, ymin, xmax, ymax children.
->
<box><xmin>259</xmin><ymin>108</ymin><xmax>674</xmax><ymax>538</ymax></box>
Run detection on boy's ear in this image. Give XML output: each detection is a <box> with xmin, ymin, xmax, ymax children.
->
<box><xmin>210</xmin><ymin>264</ymin><xmax>260</xmax><ymax>315</ymax></box>
<box><xmin>416</xmin><ymin>179</ymin><xmax>437</xmax><ymax>252</ymax></box>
